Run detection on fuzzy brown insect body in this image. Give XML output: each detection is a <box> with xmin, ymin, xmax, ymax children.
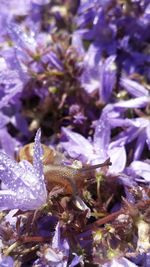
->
<box><xmin>17</xmin><ymin>143</ymin><xmax>111</xmax><ymax>196</ymax></box>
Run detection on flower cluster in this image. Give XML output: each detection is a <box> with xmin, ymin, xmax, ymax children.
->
<box><xmin>0</xmin><ymin>0</ymin><xmax>149</xmax><ymax>266</ymax></box>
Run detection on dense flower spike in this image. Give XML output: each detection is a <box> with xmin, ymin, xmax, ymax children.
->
<box><xmin>0</xmin><ymin>0</ymin><xmax>149</xmax><ymax>266</ymax></box>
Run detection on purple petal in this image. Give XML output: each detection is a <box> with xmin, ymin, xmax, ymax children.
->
<box><xmin>133</xmin><ymin>131</ymin><xmax>146</xmax><ymax>160</ymax></box>
<box><xmin>33</xmin><ymin>128</ymin><xmax>47</xmax><ymax>198</ymax></box>
<box><xmin>80</xmin><ymin>45</ymin><xmax>101</xmax><ymax>94</ymax></box>
<box><xmin>37</xmin><ymin>215</ymin><xmax>58</xmax><ymax>237</ymax></box>
<box><xmin>114</xmin><ymin>96</ymin><xmax>150</xmax><ymax>109</ymax></box>
<box><xmin>0</xmin><ymin>113</ymin><xmax>9</xmax><ymax>128</ymax></box>
<box><xmin>146</xmin><ymin>122</ymin><xmax>150</xmax><ymax>150</ymax></box>
<box><xmin>0</xmin><ymin>189</ymin><xmax>21</xmax><ymax>210</ymax></box>
<box><xmin>119</xmin><ymin>174</ymin><xmax>137</xmax><ymax>187</ymax></box>
<box><xmin>109</xmin><ymin>118</ymin><xmax>140</xmax><ymax>128</ymax></box>
<box><xmin>110</xmin><ymin>126</ymin><xmax>141</xmax><ymax>147</ymax></box>
<box><xmin>93</xmin><ymin>116</ymin><xmax>110</xmax><ymax>160</ymax></box>
<box><xmin>103</xmin><ymin>257</ymin><xmax>138</xmax><ymax>267</ymax></box>
<box><xmin>2</xmin><ymin>49</ymin><xmax>28</xmax><ymax>82</ymax></box>
<box><xmin>81</xmin><ymin>66</ymin><xmax>100</xmax><ymax>94</ymax></box>
<box><xmin>52</xmin><ymin>222</ymin><xmax>61</xmax><ymax>249</ymax></box>
<box><xmin>0</xmin><ymin>129</ymin><xmax>20</xmax><ymax>156</ymax></box>
<box><xmin>61</xmin><ymin>127</ymin><xmax>94</xmax><ymax>162</ymax></box>
<box><xmin>0</xmin><ymin>86</ymin><xmax>22</xmax><ymax>109</ymax></box>
<box><xmin>120</xmin><ymin>77</ymin><xmax>149</xmax><ymax>97</ymax></box>
<box><xmin>44</xmin><ymin>51</ymin><xmax>63</xmax><ymax>71</ymax></box>
<box><xmin>108</xmin><ymin>146</ymin><xmax>126</xmax><ymax>173</ymax></box>
<box><xmin>0</xmin><ymin>129</ymin><xmax>47</xmax><ymax>211</ymax></box>
<box><xmin>11</xmin><ymin>113</ymin><xmax>29</xmax><ymax>136</ymax></box>
<box><xmin>5</xmin><ymin>209</ymin><xmax>18</xmax><ymax>226</ymax></box>
<box><xmin>0</xmin><ymin>70</ymin><xmax>23</xmax><ymax>109</ymax></box>
<box><xmin>0</xmin><ymin>70</ymin><xmax>20</xmax><ymax>88</ymax></box>
<box><xmin>69</xmin><ymin>254</ymin><xmax>82</xmax><ymax>267</ymax></box>
<box><xmin>32</xmin><ymin>0</ymin><xmax>50</xmax><ymax>5</ymax></box>
<box><xmin>0</xmin><ymin>0</ymin><xmax>30</xmax><ymax>17</ymax></box>
<box><xmin>42</xmin><ymin>247</ymin><xmax>65</xmax><ymax>264</ymax></box>
<box><xmin>7</xmin><ymin>22</ymin><xmax>36</xmax><ymax>53</ymax></box>
<box><xmin>19</xmin><ymin>160</ymin><xmax>39</xmax><ymax>187</ymax></box>
<box><xmin>0</xmin><ymin>256</ymin><xmax>14</xmax><ymax>267</ymax></box>
<box><xmin>110</xmin><ymin>118</ymin><xmax>148</xmax><ymax>128</ymax></box>
<box><xmin>99</xmin><ymin>55</ymin><xmax>116</xmax><ymax>102</ymax></box>
<box><xmin>33</xmin><ymin>129</ymin><xmax>44</xmax><ymax>178</ymax></box>
<box><xmin>101</xmin><ymin>104</ymin><xmax>122</xmax><ymax>120</ymax></box>
<box><xmin>0</xmin><ymin>152</ymin><xmax>25</xmax><ymax>188</ymax></box>
<box><xmin>130</xmin><ymin>161</ymin><xmax>150</xmax><ymax>182</ymax></box>
<box><xmin>72</xmin><ymin>30</ymin><xmax>85</xmax><ymax>56</ymax></box>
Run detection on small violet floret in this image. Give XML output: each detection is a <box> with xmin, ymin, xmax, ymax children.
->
<box><xmin>0</xmin><ymin>129</ymin><xmax>47</xmax><ymax>211</ymax></box>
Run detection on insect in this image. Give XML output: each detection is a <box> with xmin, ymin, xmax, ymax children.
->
<box><xmin>17</xmin><ymin>143</ymin><xmax>111</xmax><ymax>196</ymax></box>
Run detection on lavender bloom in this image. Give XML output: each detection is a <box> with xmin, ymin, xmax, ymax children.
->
<box><xmin>75</xmin><ymin>0</ymin><xmax>150</xmax><ymax>85</ymax></box>
<box><xmin>76</xmin><ymin>2</ymin><xmax>116</xmax><ymax>52</ymax></box>
<box><xmin>62</xmin><ymin>124</ymin><xmax>126</xmax><ymax>174</ymax></box>
<box><xmin>6</xmin><ymin>22</ymin><xmax>63</xmax><ymax>79</ymax></box>
<box><xmin>7</xmin><ymin>22</ymin><xmax>37</xmax><ymax>78</ymax></box>
<box><xmin>0</xmin><ymin>0</ymin><xmax>149</xmax><ymax>265</ymax></box>
<box><xmin>35</xmin><ymin>223</ymin><xmax>82</xmax><ymax>267</ymax></box>
<box><xmin>62</xmin><ymin>95</ymin><xmax>149</xmax><ymax>170</ymax></box>
<box><xmin>0</xmin><ymin>129</ymin><xmax>47</xmax><ymax>211</ymax></box>
<box><xmin>81</xmin><ymin>53</ymin><xmax>116</xmax><ymax>102</ymax></box>
<box><xmin>109</xmin><ymin>115</ymin><xmax>150</xmax><ymax>161</ymax></box>
<box><xmin>109</xmin><ymin>97</ymin><xmax>150</xmax><ymax>160</ymax></box>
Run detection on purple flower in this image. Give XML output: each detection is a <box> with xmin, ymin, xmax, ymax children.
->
<box><xmin>102</xmin><ymin>96</ymin><xmax>150</xmax><ymax>160</ymax></box>
<box><xmin>110</xmin><ymin>116</ymin><xmax>150</xmax><ymax>161</ymax></box>
<box><xmin>61</xmin><ymin>123</ymin><xmax>126</xmax><ymax>174</ymax></box>
<box><xmin>0</xmin><ymin>129</ymin><xmax>47</xmax><ymax>211</ymax></box>
<box><xmin>80</xmin><ymin>48</ymin><xmax>116</xmax><ymax>102</ymax></box>
<box><xmin>110</xmin><ymin>116</ymin><xmax>150</xmax><ymax>160</ymax></box>
<box><xmin>76</xmin><ymin>3</ymin><xmax>116</xmax><ymax>49</ymax></box>
<box><xmin>7</xmin><ymin>22</ymin><xmax>63</xmax><ymax>76</ymax></box>
<box><xmin>69</xmin><ymin>104</ymin><xmax>87</xmax><ymax>125</ymax></box>
<box><xmin>34</xmin><ymin>222</ymin><xmax>82</xmax><ymax>267</ymax></box>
